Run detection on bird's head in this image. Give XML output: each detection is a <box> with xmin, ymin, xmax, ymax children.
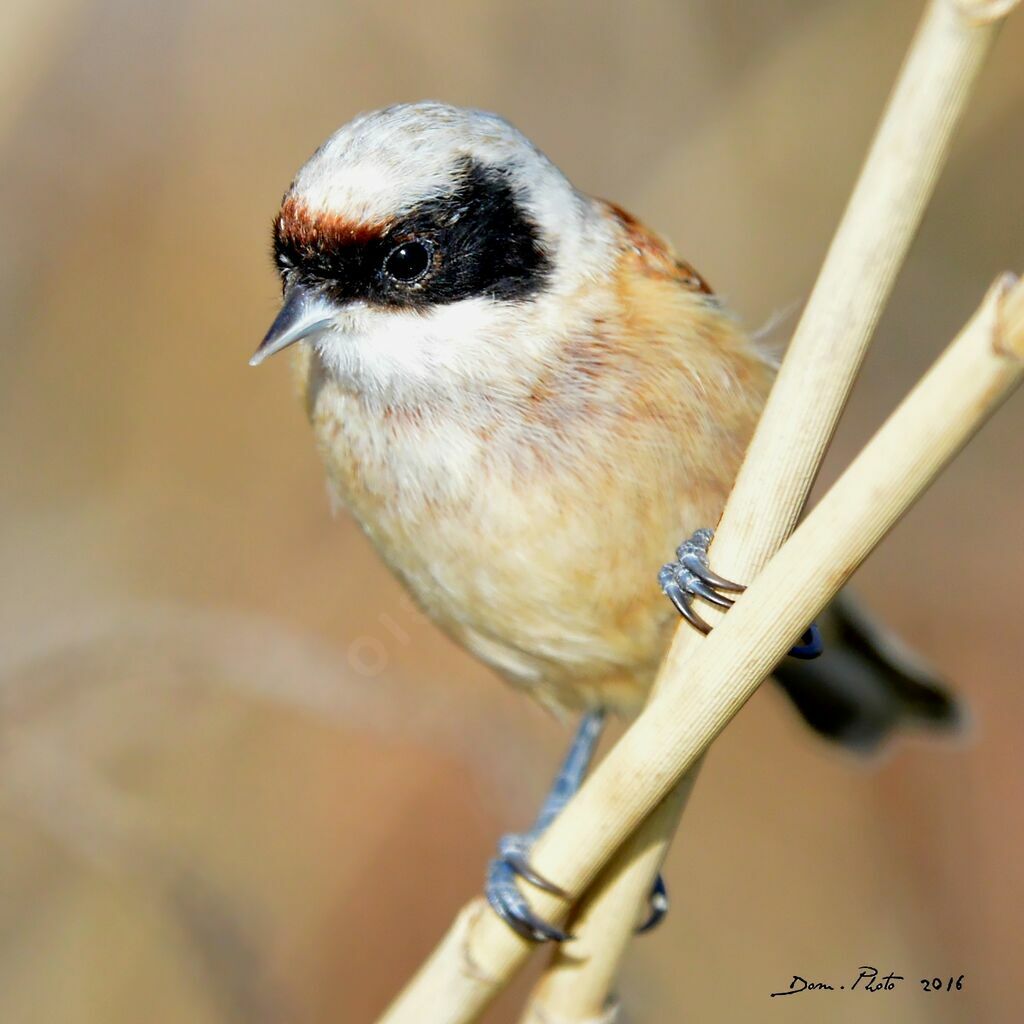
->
<box><xmin>251</xmin><ymin>102</ymin><xmax>617</xmax><ymax>404</ymax></box>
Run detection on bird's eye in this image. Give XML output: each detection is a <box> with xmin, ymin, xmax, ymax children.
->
<box><xmin>383</xmin><ymin>239</ymin><xmax>434</xmax><ymax>284</ymax></box>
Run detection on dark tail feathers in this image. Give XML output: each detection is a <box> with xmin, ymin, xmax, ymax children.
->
<box><xmin>773</xmin><ymin>592</ymin><xmax>963</xmax><ymax>753</ymax></box>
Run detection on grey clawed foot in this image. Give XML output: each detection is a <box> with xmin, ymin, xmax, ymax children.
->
<box><xmin>659</xmin><ymin>527</ymin><xmax>745</xmax><ymax>632</ymax></box>
<box><xmin>484</xmin><ymin>710</ymin><xmax>605</xmax><ymax>943</ymax></box>
<box><xmin>487</xmin><ymin>844</ymin><xmax>672</xmax><ymax>941</ymax></box>
<box><xmin>661</xmin><ymin>527</ymin><xmax>824</xmax><ymax>660</ymax></box>
<box><xmin>486</xmin><ymin>833</ymin><xmax>573</xmax><ymax>943</ymax></box>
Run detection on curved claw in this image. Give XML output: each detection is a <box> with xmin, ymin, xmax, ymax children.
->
<box><xmin>486</xmin><ymin>858</ymin><xmax>574</xmax><ymax>943</ymax></box>
<box><xmin>680</xmin><ymin>553</ymin><xmax>747</xmax><ymax>593</ymax></box>
<box><xmin>665</xmin><ymin>531</ymin><xmax>826</xmax><ymax>659</ymax></box>
<box><xmin>503</xmin><ymin>849</ymin><xmax>569</xmax><ymax>898</ymax></box>
<box><xmin>687</xmin><ymin>577</ymin><xmax>736</xmax><ymax>609</ymax></box>
<box><xmin>660</xmin><ymin>572</ymin><xmax>713</xmax><ymax>634</ymax></box>
<box><xmin>636</xmin><ymin>874</ymin><xmax>669</xmax><ymax>934</ymax></box>
<box><xmin>673</xmin><ymin>586</ymin><xmax>712</xmax><ymax>633</ymax></box>
<box><xmin>663</xmin><ymin>528</ymin><xmax>744</xmax><ymax>633</ymax></box>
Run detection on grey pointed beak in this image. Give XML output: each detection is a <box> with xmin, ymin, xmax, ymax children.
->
<box><xmin>250</xmin><ymin>285</ymin><xmax>336</xmax><ymax>367</ymax></box>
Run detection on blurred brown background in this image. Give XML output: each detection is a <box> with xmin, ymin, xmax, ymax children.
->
<box><xmin>2</xmin><ymin>1</ymin><xmax>1023</xmax><ymax>1021</ymax></box>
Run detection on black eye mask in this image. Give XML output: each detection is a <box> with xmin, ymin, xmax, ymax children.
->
<box><xmin>274</xmin><ymin>160</ymin><xmax>553</xmax><ymax>309</ymax></box>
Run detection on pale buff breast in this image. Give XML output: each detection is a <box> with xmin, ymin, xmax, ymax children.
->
<box><xmin>301</xmin><ymin>381</ymin><xmax>662</xmax><ymax>710</ymax></box>
<box><xmin>293</xmin><ymin>245</ymin><xmax>774</xmax><ymax>715</ymax></box>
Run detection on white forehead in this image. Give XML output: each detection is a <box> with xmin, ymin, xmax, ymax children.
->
<box><xmin>290</xmin><ymin>102</ymin><xmax>582</xmax><ymax>232</ymax></box>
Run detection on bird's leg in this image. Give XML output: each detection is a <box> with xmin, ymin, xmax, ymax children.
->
<box><xmin>660</xmin><ymin>527</ymin><xmax>822</xmax><ymax>658</ymax></box>
<box><xmin>487</xmin><ymin>710</ymin><xmax>672</xmax><ymax>941</ymax></box>
<box><xmin>486</xmin><ymin>709</ymin><xmax>605</xmax><ymax>942</ymax></box>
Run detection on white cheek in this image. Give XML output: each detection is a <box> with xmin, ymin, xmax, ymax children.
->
<box><xmin>315</xmin><ymin>298</ymin><xmax>547</xmax><ymax>401</ymax></box>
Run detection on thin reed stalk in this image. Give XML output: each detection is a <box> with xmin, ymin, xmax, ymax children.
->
<box><xmin>377</xmin><ymin>272</ymin><xmax>1024</xmax><ymax>1023</ymax></box>
<box><xmin>375</xmin><ymin>2</ymin><xmax>1021</xmax><ymax>1020</ymax></box>
<box><xmin>522</xmin><ymin>1</ymin><xmax>1017</xmax><ymax>1017</ymax></box>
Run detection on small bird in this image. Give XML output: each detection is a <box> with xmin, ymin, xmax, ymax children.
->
<box><xmin>252</xmin><ymin>102</ymin><xmax>960</xmax><ymax>941</ymax></box>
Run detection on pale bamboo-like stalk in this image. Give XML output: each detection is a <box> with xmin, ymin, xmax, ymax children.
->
<box><xmin>522</xmin><ymin>763</ymin><xmax>702</xmax><ymax>1023</ymax></box>
<box><xmin>522</xmin><ymin>1</ymin><xmax>1017</xmax><ymax>1018</ymax></box>
<box><xmin>376</xmin><ymin>273</ymin><xmax>1024</xmax><ymax>1024</ymax></box>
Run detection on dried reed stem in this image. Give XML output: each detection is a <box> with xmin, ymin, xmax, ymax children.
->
<box><xmin>521</xmin><ymin>1</ymin><xmax>1017</xmax><ymax>1018</ymax></box>
<box><xmin>376</xmin><ymin>2</ymin><xmax>1020</xmax><ymax>1020</ymax></box>
<box><xmin>377</xmin><ymin>270</ymin><xmax>1024</xmax><ymax>1023</ymax></box>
